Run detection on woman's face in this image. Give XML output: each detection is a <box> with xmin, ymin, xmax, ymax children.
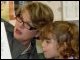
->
<box><xmin>14</xmin><ymin>10</ymin><xmax>37</xmax><ymax>43</ymax></box>
<box><xmin>41</xmin><ymin>34</ymin><xmax>59</xmax><ymax>59</ymax></box>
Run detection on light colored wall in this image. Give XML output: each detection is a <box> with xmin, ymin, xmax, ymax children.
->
<box><xmin>38</xmin><ymin>1</ymin><xmax>62</xmax><ymax>21</ymax></box>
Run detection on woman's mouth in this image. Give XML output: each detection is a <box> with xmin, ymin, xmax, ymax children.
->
<box><xmin>15</xmin><ymin>29</ymin><xmax>22</xmax><ymax>35</ymax></box>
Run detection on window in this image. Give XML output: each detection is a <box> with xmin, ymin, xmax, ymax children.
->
<box><xmin>63</xmin><ymin>1</ymin><xmax>79</xmax><ymax>20</ymax></box>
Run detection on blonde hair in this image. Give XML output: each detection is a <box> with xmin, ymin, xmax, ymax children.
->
<box><xmin>15</xmin><ymin>2</ymin><xmax>54</xmax><ymax>28</ymax></box>
<box><xmin>39</xmin><ymin>21</ymin><xmax>79</xmax><ymax>59</ymax></box>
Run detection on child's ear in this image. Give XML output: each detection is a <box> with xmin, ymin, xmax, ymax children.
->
<box><xmin>58</xmin><ymin>42</ymin><xmax>67</xmax><ymax>52</ymax></box>
<box><xmin>63</xmin><ymin>42</ymin><xmax>67</xmax><ymax>49</ymax></box>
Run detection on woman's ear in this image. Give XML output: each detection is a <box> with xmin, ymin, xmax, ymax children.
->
<box><xmin>35</xmin><ymin>32</ymin><xmax>40</xmax><ymax>40</ymax></box>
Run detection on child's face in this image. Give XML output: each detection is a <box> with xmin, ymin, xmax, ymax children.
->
<box><xmin>41</xmin><ymin>34</ymin><xmax>59</xmax><ymax>59</ymax></box>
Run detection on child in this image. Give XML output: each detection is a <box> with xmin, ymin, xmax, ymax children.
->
<box><xmin>39</xmin><ymin>21</ymin><xmax>79</xmax><ymax>59</ymax></box>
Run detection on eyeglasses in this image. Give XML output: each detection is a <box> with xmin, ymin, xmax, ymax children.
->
<box><xmin>15</xmin><ymin>17</ymin><xmax>36</xmax><ymax>30</ymax></box>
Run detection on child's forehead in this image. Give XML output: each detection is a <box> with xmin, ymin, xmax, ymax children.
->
<box><xmin>40</xmin><ymin>33</ymin><xmax>55</xmax><ymax>40</ymax></box>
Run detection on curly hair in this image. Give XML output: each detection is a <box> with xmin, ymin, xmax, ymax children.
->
<box><xmin>39</xmin><ymin>21</ymin><xmax>79</xmax><ymax>59</ymax></box>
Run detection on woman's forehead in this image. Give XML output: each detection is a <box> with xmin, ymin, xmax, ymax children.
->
<box><xmin>20</xmin><ymin>13</ymin><xmax>34</xmax><ymax>26</ymax></box>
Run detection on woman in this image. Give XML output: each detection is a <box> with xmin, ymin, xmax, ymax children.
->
<box><xmin>39</xmin><ymin>21</ymin><xmax>79</xmax><ymax>59</ymax></box>
<box><xmin>5</xmin><ymin>2</ymin><xmax>54</xmax><ymax>59</ymax></box>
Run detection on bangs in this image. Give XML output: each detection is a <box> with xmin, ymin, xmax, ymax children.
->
<box><xmin>39</xmin><ymin>25</ymin><xmax>54</xmax><ymax>40</ymax></box>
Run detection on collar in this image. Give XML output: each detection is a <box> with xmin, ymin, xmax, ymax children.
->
<box><xmin>11</xmin><ymin>38</ymin><xmax>36</xmax><ymax>59</ymax></box>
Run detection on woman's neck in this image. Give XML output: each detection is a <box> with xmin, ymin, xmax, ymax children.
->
<box><xmin>20</xmin><ymin>40</ymin><xmax>31</xmax><ymax>48</ymax></box>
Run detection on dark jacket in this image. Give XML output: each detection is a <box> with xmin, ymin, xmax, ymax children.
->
<box><xmin>1</xmin><ymin>19</ymin><xmax>40</xmax><ymax>59</ymax></box>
